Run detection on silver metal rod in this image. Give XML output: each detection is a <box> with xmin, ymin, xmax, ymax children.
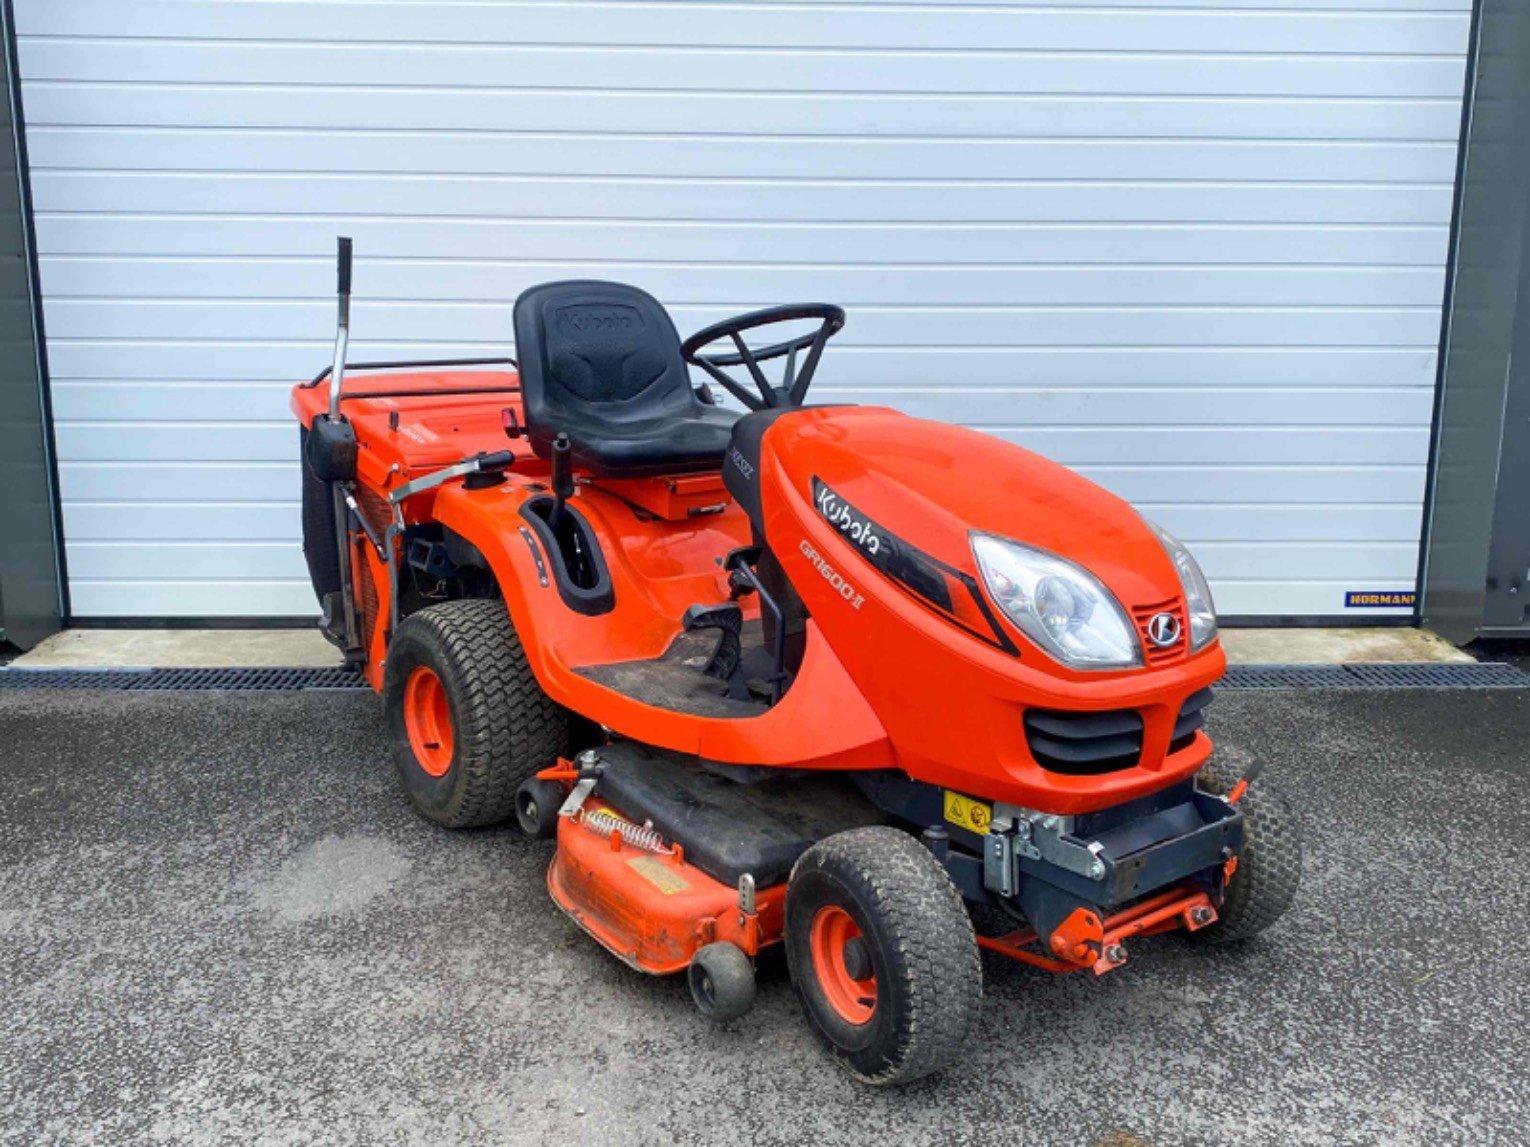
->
<box><xmin>326</xmin><ymin>325</ymin><xmax>349</xmax><ymax>420</ymax></box>
<box><xmin>344</xmin><ymin>490</ymin><xmax>387</xmax><ymax>558</ymax></box>
<box><xmin>327</xmin><ymin>236</ymin><xmax>352</xmax><ymax>418</ymax></box>
<box><xmin>331</xmin><ymin>481</ymin><xmax>360</xmax><ymax>650</ymax></box>
<box><xmin>387</xmin><ymin>457</ymin><xmax>482</xmax><ymax>504</ymax></box>
<box><xmin>385</xmin><ymin>500</ymin><xmax>407</xmax><ymax>642</ymax></box>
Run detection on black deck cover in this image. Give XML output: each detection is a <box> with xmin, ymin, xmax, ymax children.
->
<box><xmin>594</xmin><ymin>744</ymin><xmax>886</xmax><ymax>887</ymax></box>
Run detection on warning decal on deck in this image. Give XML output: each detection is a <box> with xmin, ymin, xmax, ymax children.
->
<box><xmin>943</xmin><ymin>791</ymin><xmax>992</xmax><ymax>836</ymax></box>
<box><xmin>627</xmin><ymin>855</ymin><xmax>690</xmax><ymax>896</ymax></box>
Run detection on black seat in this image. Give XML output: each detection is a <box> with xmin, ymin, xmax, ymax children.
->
<box><xmin>513</xmin><ymin>280</ymin><xmax>738</xmax><ymax>477</ymax></box>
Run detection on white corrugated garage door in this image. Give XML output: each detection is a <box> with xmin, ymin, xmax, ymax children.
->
<box><xmin>14</xmin><ymin>0</ymin><xmax>1470</xmax><ymax>620</ymax></box>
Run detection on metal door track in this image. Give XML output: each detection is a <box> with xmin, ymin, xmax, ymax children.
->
<box><xmin>0</xmin><ymin>662</ymin><xmax>1526</xmax><ymax>692</ymax></box>
<box><xmin>0</xmin><ymin>666</ymin><xmax>366</xmax><ymax>691</ymax></box>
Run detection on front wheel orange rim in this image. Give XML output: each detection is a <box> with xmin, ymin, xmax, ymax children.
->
<box><xmin>403</xmin><ymin>665</ymin><xmax>454</xmax><ymax>778</ymax></box>
<box><xmin>810</xmin><ymin>905</ymin><xmax>878</xmax><ymax>1024</ymax></box>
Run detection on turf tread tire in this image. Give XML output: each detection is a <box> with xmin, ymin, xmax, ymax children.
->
<box><xmin>384</xmin><ymin>599</ymin><xmax>570</xmax><ymax>828</ymax></box>
<box><xmin>786</xmin><ymin>826</ymin><xmax>982</xmax><ymax>1086</ymax></box>
<box><xmin>1192</xmin><ymin>752</ymin><xmax>1301</xmax><ymax>944</ymax></box>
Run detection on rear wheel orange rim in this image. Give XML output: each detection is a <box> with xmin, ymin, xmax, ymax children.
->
<box><xmin>810</xmin><ymin>904</ymin><xmax>877</xmax><ymax>1024</ymax></box>
<box><xmin>403</xmin><ymin>665</ymin><xmax>454</xmax><ymax>777</ymax></box>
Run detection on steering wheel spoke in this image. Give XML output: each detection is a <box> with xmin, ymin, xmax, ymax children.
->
<box><xmin>694</xmin><ymin>355</ymin><xmax>767</xmax><ymax>411</ymax></box>
<box><xmin>681</xmin><ymin>303</ymin><xmax>845</xmax><ymax>411</ymax></box>
<box><xmin>729</xmin><ymin>330</ymin><xmax>778</xmax><ymax>408</ymax></box>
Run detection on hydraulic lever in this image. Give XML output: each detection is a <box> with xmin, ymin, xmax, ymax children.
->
<box><xmin>548</xmin><ymin>432</ymin><xmax>574</xmax><ymax>535</ymax></box>
<box><xmin>325</xmin><ymin>236</ymin><xmax>360</xmax><ymax>655</ymax></box>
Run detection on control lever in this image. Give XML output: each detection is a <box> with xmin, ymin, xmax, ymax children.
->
<box><xmin>463</xmin><ymin>449</ymin><xmax>514</xmax><ymax>489</ymax></box>
<box><xmin>323</xmin><ymin>236</ymin><xmax>360</xmax><ymax>654</ymax></box>
<box><xmin>1227</xmin><ymin>759</ymin><xmax>1264</xmax><ymax>805</ymax></box>
<box><xmin>548</xmin><ymin>432</ymin><xmax>574</xmax><ymax>535</ymax></box>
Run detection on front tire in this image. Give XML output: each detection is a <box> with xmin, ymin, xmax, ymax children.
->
<box><xmin>1193</xmin><ymin>752</ymin><xmax>1302</xmax><ymax>944</ymax></box>
<box><xmin>785</xmin><ymin>827</ymin><xmax>982</xmax><ymax>1086</ymax></box>
<box><xmin>383</xmin><ymin>600</ymin><xmax>570</xmax><ymax>828</ymax></box>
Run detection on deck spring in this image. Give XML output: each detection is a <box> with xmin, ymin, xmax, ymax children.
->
<box><xmin>576</xmin><ymin>808</ymin><xmax>672</xmax><ymax>854</ymax></box>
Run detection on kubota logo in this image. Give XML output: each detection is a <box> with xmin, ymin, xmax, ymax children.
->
<box><xmin>558</xmin><ymin>307</ymin><xmax>640</xmax><ymax>332</ymax></box>
<box><xmin>799</xmin><ymin>539</ymin><xmax>864</xmax><ymax>610</ymax></box>
<box><xmin>1147</xmin><ymin>612</ymin><xmax>1182</xmax><ymax>648</ymax></box>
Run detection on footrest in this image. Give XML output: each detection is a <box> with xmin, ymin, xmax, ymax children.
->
<box><xmin>682</xmin><ymin>602</ymin><xmax>747</xmax><ymax>699</ymax></box>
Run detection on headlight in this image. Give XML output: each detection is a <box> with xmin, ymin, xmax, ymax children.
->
<box><xmin>971</xmin><ymin>534</ymin><xmax>1140</xmax><ymax>669</ymax></box>
<box><xmin>1145</xmin><ymin>520</ymin><xmax>1218</xmax><ymax>651</ymax></box>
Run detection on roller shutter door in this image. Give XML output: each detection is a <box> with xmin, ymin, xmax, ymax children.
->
<box><xmin>13</xmin><ymin>0</ymin><xmax>1471</xmax><ymax>619</ymax></box>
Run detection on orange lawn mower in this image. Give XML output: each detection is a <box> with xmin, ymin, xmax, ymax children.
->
<box><xmin>293</xmin><ymin>240</ymin><xmax>1300</xmax><ymax>1085</ymax></box>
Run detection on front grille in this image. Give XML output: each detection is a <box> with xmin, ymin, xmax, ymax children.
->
<box><xmin>1025</xmin><ymin>686</ymin><xmax>1214</xmax><ymax>775</ymax></box>
<box><xmin>1170</xmin><ymin>686</ymin><xmax>1214</xmax><ymax>754</ymax></box>
<box><xmin>1024</xmin><ymin>708</ymin><xmax>1143</xmax><ymax>775</ymax></box>
<box><xmin>1132</xmin><ymin>597</ymin><xmax>1188</xmax><ymax>667</ymax></box>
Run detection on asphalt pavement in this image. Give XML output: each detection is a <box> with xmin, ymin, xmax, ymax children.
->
<box><xmin>1</xmin><ymin>686</ymin><xmax>1526</xmax><ymax>1146</ymax></box>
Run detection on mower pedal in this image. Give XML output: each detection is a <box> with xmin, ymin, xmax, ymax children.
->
<box><xmin>681</xmin><ymin>603</ymin><xmax>748</xmax><ymax>700</ymax></box>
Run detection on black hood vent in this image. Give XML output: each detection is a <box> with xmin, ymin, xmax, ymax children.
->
<box><xmin>1023</xmin><ymin>707</ymin><xmax>1144</xmax><ymax>775</ymax></box>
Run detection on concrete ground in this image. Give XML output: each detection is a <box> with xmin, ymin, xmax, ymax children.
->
<box><xmin>1</xmin><ymin>687</ymin><xmax>1526</xmax><ymax>1146</ymax></box>
<box><xmin>11</xmin><ymin>624</ymin><xmax>1477</xmax><ymax>669</ymax></box>
<box><xmin>12</xmin><ymin>628</ymin><xmax>342</xmax><ymax>669</ymax></box>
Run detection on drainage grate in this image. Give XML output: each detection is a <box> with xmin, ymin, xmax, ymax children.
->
<box><xmin>1221</xmin><ymin>662</ymin><xmax>1530</xmax><ymax>690</ymax></box>
<box><xmin>1220</xmin><ymin>665</ymin><xmax>1357</xmax><ymax>690</ymax></box>
<box><xmin>0</xmin><ymin>666</ymin><xmax>367</xmax><ymax>691</ymax></box>
<box><xmin>0</xmin><ymin>662</ymin><xmax>1525</xmax><ymax>693</ymax></box>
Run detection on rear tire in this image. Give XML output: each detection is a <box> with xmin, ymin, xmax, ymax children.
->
<box><xmin>1192</xmin><ymin>752</ymin><xmax>1302</xmax><ymax>944</ymax></box>
<box><xmin>384</xmin><ymin>600</ymin><xmax>570</xmax><ymax>828</ymax></box>
<box><xmin>785</xmin><ymin>827</ymin><xmax>982</xmax><ymax>1085</ymax></box>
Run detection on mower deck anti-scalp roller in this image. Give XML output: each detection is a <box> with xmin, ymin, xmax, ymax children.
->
<box><xmin>291</xmin><ymin>240</ymin><xmax>1301</xmax><ymax>1086</ymax></box>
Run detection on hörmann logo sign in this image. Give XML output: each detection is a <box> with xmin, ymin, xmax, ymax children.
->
<box><xmin>1344</xmin><ymin>591</ymin><xmax>1417</xmax><ymax>608</ymax></box>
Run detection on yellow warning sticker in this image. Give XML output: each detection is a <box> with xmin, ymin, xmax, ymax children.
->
<box><xmin>627</xmin><ymin>854</ymin><xmax>691</xmax><ymax>896</ymax></box>
<box><xmin>943</xmin><ymin>790</ymin><xmax>992</xmax><ymax>836</ymax></box>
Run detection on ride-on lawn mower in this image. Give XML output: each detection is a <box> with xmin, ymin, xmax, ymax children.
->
<box><xmin>293</xmin><ymin>239</ymin><xmax>1299</xmax><ymax>1084</ymax></box>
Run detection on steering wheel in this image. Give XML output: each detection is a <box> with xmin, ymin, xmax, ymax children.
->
<box><xmin>681</xmin><ymin>304</ymin><xmax>845</xmax><ymax>411</ymax></box>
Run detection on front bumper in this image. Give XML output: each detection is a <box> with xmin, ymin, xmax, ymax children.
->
<box><xmin>975</xmin><ymin>778</ymin><xmax>1245</xmax><ymax>973</ymax></box>
<box><xmin>983</xmin><ymin>779</ymin><xmax>1244</xmax><ymax>910</ymax></box>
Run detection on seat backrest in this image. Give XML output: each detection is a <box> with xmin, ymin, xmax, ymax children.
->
<box><xmin>513</xmin><ymin>280</ymin><xmax>698</xmax><ymax>456</ymax></box>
